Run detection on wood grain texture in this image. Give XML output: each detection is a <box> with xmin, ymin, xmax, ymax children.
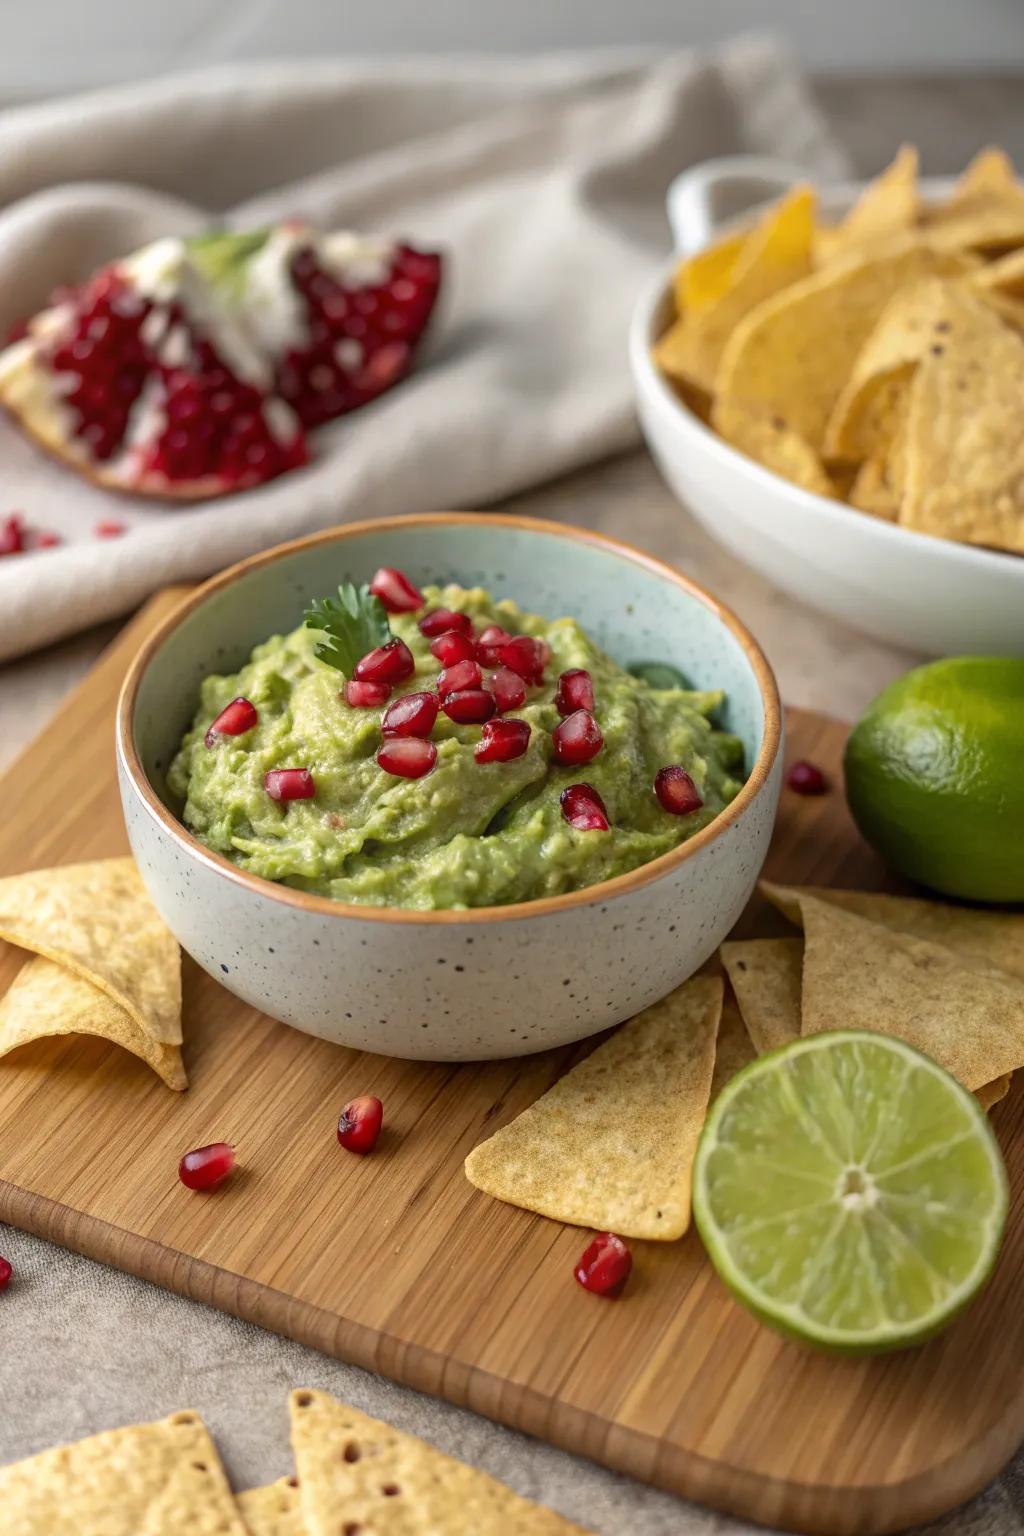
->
<box><xmin>0</xmin><ymin>590</ymin><xmax>1021</xmax><ymax>1536</ymax></box>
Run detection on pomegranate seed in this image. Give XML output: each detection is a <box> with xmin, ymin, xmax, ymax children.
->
<box><xmin>555</xmin><ymin>669</ymin><xmax>595</xmax><ymax>717</ymax></box>
<box><xmin>265</xmin><ymin>767</ymin><xmax>316</xmax><ymax>801</ymax></box>
<box><xmin>35</xmin><ymin>531</ymin><xmax>61</xmax><ymax>548</ymax></box>
<box><xmin>337</xmin><ymin>1095</ymin><xmax>383</xmax><ymax>1154</ymax></box>
<box><xmin>419</xmin><ymin>608</ymin><xmax>472</xmax><ymax>638</ymax></box>
<box><xmin>354</xmin><ymin>638</ymin><xmax>415</xmax><ymax>685</ymax></box>
<box><xmin>179</xmin><ymin>1142</ymin><xmax>235</xmax><ymax>1191</ymax></box>
<box><xmin>442</xmin><ymin>688</ymin><xmax>496</xmax><ymax>724</ymax></box>
<box><xmin>475</xmin><ymin>718</ymin><xmax>531</xmax><ymax>763</ymax></box>
<box><xmin>500</xmin><ymin>635</ymin><xmax>547</xmax><ymax>684</ymax></box>
<box><xmin>0</xmin><ymin>513</ymin><xmax>24</xmax><ymax>555</ymax></box>
<box><xmin>377</xmin><ymin>737</ymin><xmax>437</xmax><ymax>778</ymax></box>
<box><xmin>654</xmin><ymin>766</ymin><xmax>704</xmax><ymax>816</ymax></box>
<box><xmin>474</xmin><ymin>625</ymin><xmax>512</xmax><ymax>667</ymax></box>
<box><xmin>488</xmin><ymin>666</ymin><xmax>527</xmax><ymax>712</ymax></box>
<box><xmin>575</xmin><ymin>1232</ymin><xmax>632</xmax><ymax>1297</ymax></box>
<box><xmin>553</xmin><ymin>709</ymin><xmax>603</xmax><ymax>765</ymax></box>
<box><xmin>0</xmin><ymin>1255</ymin><xmax>11</xmax><ymax>1291</ymax></box>
<box><xmin>560</xmin><ymin>783</ymin><xmax>610</xmax><ymax>832</ymax></box>
<box><xmin>369</xmin><ymin>566</ymin><xmax>423</xmax><ymax>613</ymax></box>
<box><xmin>204</xmin><ymin>696</ymin><xmax>258</xmax><ymax>747</ymax></box>
<box><xmin>381</xmin><ymin>690</ymin><xmax>438</xmax><ymax>737</ymax></box>
<box><xmin>95</xmin><ymin>519</ymin><xmax>126</xmax><ymax>538</ymax></box>
<box><xmin>437</xmin><ymin>657</ymin><xmax>482</xmax><ymax>694</ymax></box>
<box><xmin>345</xmin><ymin>679</ymin><xmax>391</xmax><ymax>707</ymax></box>
<box><xmin>430</xmin><ymin>629</ymin><xmax>476</xmax><ymax>667</ymax></box>
<box><xmin>787</xmin><ymin>760</ymin><xmax>828</xmax><ymax>795</ymax></box>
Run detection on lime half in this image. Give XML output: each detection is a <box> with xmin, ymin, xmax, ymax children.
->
<box><xmin>693</xmin><ymin>1031</ymin><xmax>1008</xmax><ymax>1353</ymax></box>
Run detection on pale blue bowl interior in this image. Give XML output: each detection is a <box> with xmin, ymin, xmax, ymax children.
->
<box><xmin>134</xmin><ymin>522</ymin><xmax>769</xmax><ymax>797</ymax></box>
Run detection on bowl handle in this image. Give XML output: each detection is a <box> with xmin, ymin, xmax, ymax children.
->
<box><xmin>666</xmin><ymin>155</ymin><xmax>810</xmax><ymax>256</ymax></box>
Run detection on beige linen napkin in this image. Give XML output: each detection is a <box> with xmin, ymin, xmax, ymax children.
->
<box><xmin>0</xmin><ymin>42</ymin><xmax>847</xmax><ymax>661</ymax></box>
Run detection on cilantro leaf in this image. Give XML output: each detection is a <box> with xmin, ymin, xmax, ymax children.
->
<box><xmin>304</xmin><ymin>583</ymin><xmax>392</xmax><ymax>676</ymax></box>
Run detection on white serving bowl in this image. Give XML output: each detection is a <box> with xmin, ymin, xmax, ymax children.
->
<box><xmin>630</xmin><ymin>157</ymin><xmax>1024</xmax><ymax>657</ymax></box>
<box><xmin>116</xmin><ymin>513</ymin><xmax>782</xmax><ymax>1061</ymax></box>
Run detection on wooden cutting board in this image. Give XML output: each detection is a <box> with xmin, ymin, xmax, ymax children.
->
<box><xmin>0</xmin><ymin>589</ymin><xmax>1021</xmax><ymax>1536</ymax></box>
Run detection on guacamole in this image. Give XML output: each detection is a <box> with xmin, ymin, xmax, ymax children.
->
<box><xmin>167</xmin><ymin>584</ymin><xmax>745</xmax><ymax>910</ymax></box>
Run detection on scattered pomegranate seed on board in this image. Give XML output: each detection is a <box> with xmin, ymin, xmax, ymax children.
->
<box><xmin>560</xmin><ymin>783</ymin><xmax>610</xmax><ymax>831</ymax></box>
<box><xmin>442</xmin><ymin>688</ymin><xmax>495</xmax><ymax>725</ymax></box>
<box><xmin>488</xmin><ymin>666</ymin><xmax>526</xmax><ymax>712</ymax></box>
<box><xmin>95</xmin><ymin>519</ymin><xmax>126</xmax><ymax>538</ymax></box>
<box><xmin>575</xmin><ymin>1232</ymin><xmax>632</xmax><ymax>1297</ymax></box>
<box><xmin>264</xmin><ymin>767</ymin><xmax>316</xmax><ymax>801</ymax></box>
<box><xmin>337</xmin><ymin>1095</ymin><xmax>384</xmax><ymax>1154</ymax></box>
<box><xmin>654</xmin><ymin>765</ymin><xmax>703</xmax><ymax>816</ymax></box>
<box><xmin>381</xmin><ymin>691</ymin><xmax>439</xmax><ymax>738</ymax></box>
<box><xmin>0</xmin><ymin>513</ymin><xmax>25</xmax><ymax>555</ymax></box>
<box><xmin>345</xmin><ymin>679</ymin><xmax>391</xmax><ymax>707</ymax></box>
<box><xmin>204</xmin><ymin>697</ymin><xmax>258</xmax><ymax>747</ymax></box>
<box><xmin>475</xmin><ymin>718</ymin><xmax>531</xmax><ymax>763</ymax></box>
<box><xmin>419</xmin><ymin>608</ymin><xmax>472</xmax><ymax>638</ymax></box>
<box><xmin>430</xmin><ymin>630</ymin><xmax>476</xmax><ymax>667</ymax></box>
<box><xmin>787</xmin><ymin>760</ymin><xmax>828</xmax><ymax>795</ymax></box>
<box><xmin>377</xmin><ymin>737</ymin><xmax>437</xmax><ymax>778</ymax></box>
<box><xmin>555</xmin><ymin>668</ymin><xmax>595</xmax><ymax>716</ymax></box>
<box><xmin>354</xmin><ymin>638</ymin><xmax>415</xmax><ymax>685</ymax></box>
<box><xmin>0</xmin><ymin>1255</ymin><xmax>11</xmax><ymax>1290</ymax></box>
<box><xmin>369</xmin><ymin>566</ymin><xmax>423</xmax><ymax>613</ymax></box>
<box><xmin>553</xmin><ymin>709</ymin><xmax>603</xmax><ymax>765</ymax></box>
<box><xmin>179</xmin><ymin>1143</ymin><xmax>235</xmax><ymax>1191</ymax></box>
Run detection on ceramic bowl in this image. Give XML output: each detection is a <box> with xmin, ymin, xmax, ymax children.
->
<box><xmin>116</xmin><ymin>513</ymin><xmax>782</xmax><ymax>1061</ymax></box>
<box><xmin>630</xmin><ymin>157</ymin><xmax>1024</xmax><ymax>657</ymax></box>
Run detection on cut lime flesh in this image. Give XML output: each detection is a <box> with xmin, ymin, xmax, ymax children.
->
<box><xmin>693</xmin><ymin>1031</ymin><xmax>1008</xmax><ymax>1353</ymax></box>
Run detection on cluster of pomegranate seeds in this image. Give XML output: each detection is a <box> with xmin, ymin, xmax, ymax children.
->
<box><xmin>370</xmin><ymin>565</ymin><xmax>423</xmax><ymax>613</ymax></box>
<box><xmin>654</xmin><ymin>765</ymin><xmax>703</xmax><ymax>817</ymax></box>
<box><xmin>204</xmin><ymin>696</ymin><xmax>258</xmax><ymax>747</ymax></box>
<box><xmin>382</xmin><ymin>690</ymin><xmax>438</xmax><ymax>738</ymax></box>
<box><xmin>178</xmin><ymin>1142</ymin><xmax>236</xmax><ymax>1191</ymax></box>
<box><xmin>0</xmin><ymin>513</ymin><xmax>24</xmax><ymax>555</ymax></box>
<box><xmin>0</xmin><ymin>1255</ymin><xmax>11</xmax><ymax>1291</ymax></box>
<box><xmin>475</xmin><ymin>717</ymin><xmax>531</xmax><ymax>763</ymax></box>
<box><xmin>560</xmin><ymin>783</ymin><xmax>610</xmax><ymax>832</ymax></box>
<box><xmin>555</xmin><ymin>668</ymin><xmax>595</xmax><ymax>716</ymax></box>
<box><xmin>337</xmin><ymin>1095</ymin><xmax>384</xmax><ymax>1155</ymax></box>
<box><xmin>377</xmin><ymin>737</ymin><xmax>437</xmax><ymax>778</ymax></box>
<box><xmin>574</xmin><ymin>1232</ymin><xmax>632</xmax><ymax>1297</ymax></box>
<box><xmin>553</xmin><ymin>709</ymin><xmax>604</xmax><ymax>766</ymax></box>
<box><xmin>277</xmin><ymin>243</ymin><xmax>442</xmax><ymax>429</ymax></box>
<box><xmin>265</xmin><ymin>767</ymin><xmax>316</xmax><ymax>802</ymax></box>
<box><xmin>48</xmin><ymin>270</ymin><xmax>154</xmax><ymax>460</ymax></box>
<box><xmin>345</xmin><ymin>678</ymin><xmax>391</xmax><ymax>707</ymax></box>
<box><xmin>787</xmin><ymin>759</ymin><xmax>828</xmax><ymax>795</ymax></box>
<box><xmin>354</xmin><ymin>637</ymin><xmax>415</xmax><ymax>685</ymax></box>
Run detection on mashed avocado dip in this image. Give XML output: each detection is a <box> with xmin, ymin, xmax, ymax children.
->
<box><xmin>168</xmin><ymin>583</ymin><xmax>745</xmax><ymax>910</ymax></box>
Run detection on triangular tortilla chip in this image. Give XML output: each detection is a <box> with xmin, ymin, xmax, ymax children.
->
<box><xmin>465</xmin><ymin>976</ymin><xmax>722</xmax><ymax>1239</ymax></box>
<box><xmin>974</xmin><ymin>247</ymin><xmax>1024</xmax><ymax>301</ymax></box>
<box><xmin>0</xmin><ymin>1411</ymin><xmax>247</xmax><ymax>1534</ymax></box>
<box><xmin>848</xmin><ymin>455</ymin><xmax>900</xmax><ymax>521</ymax></box>
<box><xmin>710</xmin><ymin>995</ymin><xmax>756</xmax><ymax>1099</ymax></box>
<box><xmin>289</xmin><ymin>1390</ymin><xmax>590</xmax><ymax>1535</ymax></box>
<box><xmin>720</xmin><ymin>939</ymin><xmax>802</xmax><ymax>1053</ymax></box>
<box><xmin>714</xmin><ymin>399</ymin><xmax>836</xmax><ymax>497</ymax></box>
<box><xmin>828</xmin><ymin>144</ymin><xmax>920</xmax><ymax>256</ymax></box>
<box><xmin>674</xmin><ymin>227</ymin><xmax>747</xmax><ymax>314</ymax></box>
<box><xmin>0</xmin><ymin>955</ymin><xmax>186</xmax><ymax>1091</ymax></box>
<box><xmin>928</xmin><ymin>147</ymin><xmax>1024</xmax><ymax>252</ymax></box>
<box><xmin>0</xmin><ymin>858</ymin><xmax>180</xmax><ymax>1045</ymax></box>
<box><xmin>977</xmin><ymin>1075</ymin><xmax>1012</xmax><ymax>1112</ymax></box>
<box><xmin>237</xmin><ymin>1479</ymin><xmax>306</xmax><ymax>1536</ymax></box>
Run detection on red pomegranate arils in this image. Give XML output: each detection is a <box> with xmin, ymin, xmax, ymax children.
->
<box><xmin>442</xmin><ymin>688</ymin><xmax>495</xmax><ymax>725</ymax></box>
<box><xmin>345</xmin><ymin>679</ymin><xmax>391</xmax><ymax>707</ymax></box>
<box><xmin>0</xmin><ymin>1255</ymin><xmax>11</xmax><ymax>1291</ymax></box>
<box><xmin>337</xmin><ymin>1095</ymin><xmax>384</xmax><ymax>1154</ymax></box>
<box><xmin>575</xmin><ymin>1232</ymin><xmax>632</xmax><ymax>1297</ymax></box>
<box><xmin>419</xmin><ymin>608</ymin><xmax>472</xmax><ymax>638</ymax></box>
<box><xmin>0</xmin><ymin>513</ymin><xmax>25</xmax><ymax>555</ymax></box>
<box><xmin>204</xmin><ymin>696</ymin><xmax>258</xmax><ymax>747</ymax></box>
<box><xmin>560</xmin><ymin>783</ymin><xmax>610</xmax><ymax>832</ymax></box>
<box><xmin>377</xmin><ymin>737</ymin><xmax>437</xmax><ymax>778</ymax></box>
<box><xmin>179</xmin><ymin>1142</ymin><xmax>236</xmax><ymax>1192</ymax></box>
<box><xmin>654</xmin><ymin>765</ymin><xmax>703</xmax><ymax>817</ymax></box>
<box><xmin>500</xmin><ymin>635</ymin><xmax>546</xmax><ymax>684</ymax></box>
<box><xmin>475</xmin><ymin>718</ymin><xmax>531</xmax><ymax>763</ymax></box>
<box><xmin>555</xmin><ymin>668</ymin><xmax>595</xmax><ymax>717</ymax></box>
<box><xmin>95</xmin><ymin>519</ymin><xmax>126</xmax><ymax>538</ymax></box>
<box><xmin>265</xmin><ymin>767</ymin><xmax>316</xmax><ymax>802</ymax></box>
<box><xmin>488</xmin><ymin>665</ymin><xmax>527</xmax><ymax>712</ymax></box>
<box><xmin>437</xmin><ymin>657</ymin><xmax>481</xmax><ymax>695</ymax></box>
<box><xmin>381</xmin><ymin>690</ymin><xmax>439</xmax><ymax>738</ymax></box>
<box><xmin>429</xmin><ymin>629</ymin><xmax>476</xmax><ymax>667</ymax></box>
<box><xmin>787</xmin><ymin>759</ymin><xmax>828</xmax><ymax>795</ymax></box>
<box><xmin>35</xmin><ymin>530</ymin><xmax>61</xmax><ymax>549</ymax></box>
<box><xmin>553</xmin><ymin>709</ymin><xmax>603</xmax><ymax>766</ymax></box>
<box><xmin>369</xmin><ymin>566</ymin><xmax>423</xmax><ymax>613</ymax></box>
<box><xmin>353</xmin><ymin>637</ymin><xmax>415</xmax><ymax>685</ymax></box>
<box><xmin>474</xmin><ymin>625</ymin><xmax>512</xmax><ymax>668</ymax></box>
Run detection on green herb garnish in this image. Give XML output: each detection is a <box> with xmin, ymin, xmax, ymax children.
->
<box><xmin>304</xmin><ymin>584</ymin><xmax>392</xmax><ymax>676</ymax></box>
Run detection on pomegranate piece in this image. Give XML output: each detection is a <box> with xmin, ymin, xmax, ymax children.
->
<box><xmin>560</xmin><ymin>783</ymin><xmax>610</xmax><ymax>832</ymax></box>
<box><xmin>430</xmin><ymin>629</ymin><xmax>476</xmax><ymax>668</ymax></box>
<box><xmin>654</xmin><ymin>765</ymin><xmax>704</xmax><ymax>817</ymax></box>
<box><xmin>0</xmin><ymin>513</ymin><xmax>24</xmax><ymax>555</ymax></box>
<box><xmin>488</xmin><ymin>665</ymin><xmax>527</xmax><ymax>712</ymax></box>
<box><xmin>475</xmin><ymin>718</ymin><xmax>531</xmax><ymax>763</ymax></box>
<box><xmin>369</xmin><ymin>566</ymin><xmax>423</xmax><ymax>613</ymax></box>
<box><xmin>265</xmin><ymin>767</ymin><xmax>316</xmax><ymax>802</ymax></box>
<box><xmin>377</xmin><ymin>737</ymin><xmax>437</xmax><ymax>778</ymax></box>
<box><xmin>353</xmin><ymin>637</ymin><xmax>415</xmax><ymax>685</ymax></box>
<box><xmin>555</xmin><ymin>668</ymin><xmax>595</xmax><ymax>717</ymax></box>
<box><xmin>787</xmin><ymin>759</ymin><xmax>828</xmax><ymax>795</ymax></box>
<box><xmin>0</xmin><ymin>1255</ymin><xmax>11</xmax><ymax>1291</ymax></box>
<box><xmin>179</xmin><ymin>1142</ymin><xmax>236</xmax><ymax>1191</ymax></box>
<box><xmin>337</xmin><ymin>1095</ymin><xmax>384</xmax><ymax>1154</ymax></box>
<box><xmin>553</xmin><ymin>709</ymin><xmax>604</xmax><ymax>766</ymax></box>
<box><xmin>437</xmin><ymin>657</ymin><xmax>482</xmax><ymax>695</ymax></box>
<box><xmin>345</xmin><ymin>678</ymin><xmax>391</xmax><ymax>707</ymax></box>
<box><xmin>204</xmin><ymin>696</ymin><xmax>258</xmax><ymax>747</ymax></box>
<box><xmin>382</xmin><ymin>690</ymin><xmax>439</xmax><ymax>738</ymax></box>
<box><xmin>419</xmin><ymin>608</ymin><xmax>472</xmax><ymax>638</ymax></box>
<box><xmin>474</xmin><ymin>625</ymin><xmax>512</xmax><ymax>668</ymax></box>
<box><xmin>442</xmin><ymin>688</ymin><xmax>495</xmax><ymax>725</ymax></box>
<box><xmin>500</xmin><ymin>635</ymin><xmax>547</xmax><ymax>684</ymax></box>
<box><xmin>574</xmin><ymin>1232</ymin><xmax>632</xmax><ymax>1297</ymax></box>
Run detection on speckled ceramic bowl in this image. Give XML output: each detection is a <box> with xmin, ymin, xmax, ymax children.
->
<box><xmin>116</xmin><ymin>514</ymin><xmax>782</xmax><ymax>1061</ymax></box>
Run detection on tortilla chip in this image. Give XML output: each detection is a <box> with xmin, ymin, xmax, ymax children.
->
<box><xmin>974</xmin><ymin>247</ymin><xmax>1024</xmax><ymax>300</ymax></box>
<box><xmin>848</xmin><ymin>456</ymin><xmax>900</xmax><ymax>521</ymax></box>
<box><xmin>0</xmin><ymin>1411</ymin><xmax>247</xmax><ymax>1534</ymax></box>
<box><xmin>828</xmin><ymin>144</ymin><xmax>919</xmax><ymax>256</ymax></box>
<box><xmin>0</xmin><ymin>859</ymin><xmax>181</xmax><ymax>1046</ymax></box>
<box><xmin>977</xmin><ymin>1075</ymin><xmax>1012</xmax><ymax>1112</ymax></box>
<box><xmin>928</xmin><ymin>147</ymin><xmax>1024</xmax><ymax>252</ymax></box>
<box><xmin>710</xmin><ymin>995</ymin><xmax>756</xmax><ymax>1099</ymax></box>
<box><xmin>720</xmin><ymin>939</ymin><xmax>802</xmax><ymax>1054</ymax></box>
<box><xmin>714</xmin><ymin>399</ymin><xmax>836</xmax><ymax>496</ymax></box>
<box><xmin>674</xmin><ymin>228</ymin><xmax>747</xmax><ymax>314</ymax></box>
<box><xmin>465</xmin><ymin>976</ymin><xmax>722</xmax><ymax>1240</ymax></box>
<box><xmin>289</xmin><ymin>1390</ymin><xmax>590</xmax><ymax>1536</ymax></box>
<box><xmin>656</xmin><ymin>186</ymin><xmax>815</xmax><ymax>395</ymax></box>
<box><xmin>0</xmin><ymin>954</ymin><xmax>186</xmax><ymax>1090</ymax></box>
<box><xmin>715</xmin><ymin>241</ymin><xmax>972</xmax><ymax>452</ymax></box>
<box><xmin>237</xmin><ymin>1479</ymin><xmax>306</xmax><ymax>1536</ymax></box>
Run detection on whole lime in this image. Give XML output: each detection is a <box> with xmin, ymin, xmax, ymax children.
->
<box><xmin>844</xmin><ymin>657</ymin><xmax>1024</xmax><ymax>903</ymax></box>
